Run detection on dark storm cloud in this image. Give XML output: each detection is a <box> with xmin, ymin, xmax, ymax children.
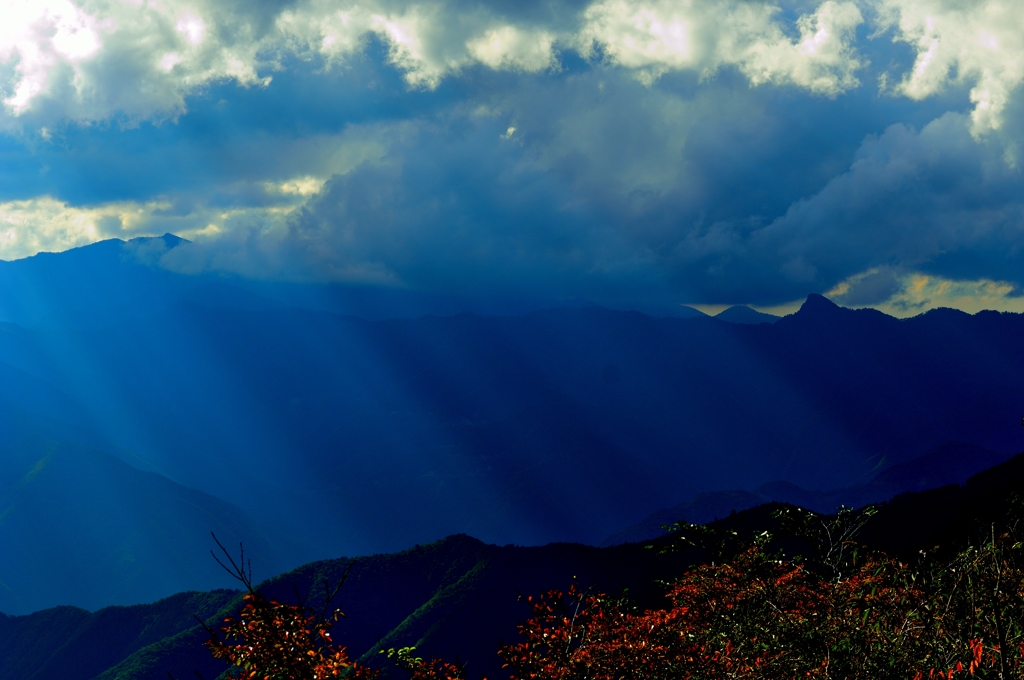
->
<box><xmin>168</xmin><ymin>62</ymin><xmax>1020</xmax><ymax>307</ymax></box>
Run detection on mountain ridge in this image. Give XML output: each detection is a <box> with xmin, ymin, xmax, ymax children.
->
<box><xmin>6</xmin><ymin>448</ymin><xmax>1024</xmax><ymax>680</ymax></box>
<box><xmin>603</xmin><ymin>441</ymin><xmax>1014</xmax><ymax>545</ymax></box>
<box><xmin>3</xmin><ymin>240</ymin><xmax>1024</xmax><ymax>613</ymax></box>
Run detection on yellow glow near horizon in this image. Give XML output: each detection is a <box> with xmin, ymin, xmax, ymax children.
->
<box><xmin>3</xmin><ymin>196</ymin><xmax>1024</xmax><ymax>321</ymax></box>
<box><xmin>876</xmin><ymin>274</ymin><xmax>1024</xmax><ymax>317</ymax></box>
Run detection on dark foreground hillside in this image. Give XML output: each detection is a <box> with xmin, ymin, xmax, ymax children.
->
<box><xmin>5</xmin><ymin>449</ymin><xmax>1024</xmax><ymax>680</ymax></box>
<box><xmin>1</xmin><ymin>537</ymin><xmax>696</xmax><ymax>680</ymax></box>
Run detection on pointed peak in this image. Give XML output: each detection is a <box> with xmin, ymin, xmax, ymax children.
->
<box><xmin>796</xmin><ymin>294</ymin><xmax>840</xmax><ymax>315</ymax></box>
<box><xmin>160</xmin><ymin>233</ymin><xmax>189</xmax><ymax>248</ymax></box>
<box><xmin>124</xmin><ymin>233</ymin><xmax>190</xmax><ymax>249</ymax></box>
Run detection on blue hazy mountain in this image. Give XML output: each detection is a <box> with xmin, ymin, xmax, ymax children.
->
<box><xmin>604</xmin><ymin>441</ymin><xmax>1014</xmax><ymax>545</ymax></box>
<box><xmin>714</xmin><ymin>305</ymin><xmax>780</xmax><ymax>324</ymax></box>
<box><xmin>2</xmin><ymin>236</ymin><xmax>1024</xmax><ymax>613</ymax></box>
<box><xmin>0</xmin><ymin>404</ymin><xmax>289</xmax><ymax>615</ymax></box>
<box><xmin>0</xmin><ymin>235</ymin><xmax>704</xmax><ymax>327</ymax></box>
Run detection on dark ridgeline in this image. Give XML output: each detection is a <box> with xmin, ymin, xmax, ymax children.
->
<box><xmin>6</xmin><ymin>450</ymin><xmax>1024</xmax><ymax>680</ymax></box>
<box><xmin>606</xmin><ymin>440</ymin><xmax>1012</xmax><ymax>545</ymax></box>
<box><xmin>1</xmin><ymin>236</ymin><xmax>1023</xmax><ymax>615</ymax></box>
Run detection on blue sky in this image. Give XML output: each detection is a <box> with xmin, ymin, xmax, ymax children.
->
<box><xmin>2</xmin><ymin>0</ymin><xmax>1024</xmax><ymax>315</ymax></box>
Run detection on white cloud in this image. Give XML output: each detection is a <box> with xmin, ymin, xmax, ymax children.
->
<box><xmin>275</xmin><ymin>3</ymin><xmax>374</xmax><ymax>63</ymax></box>
<box><xmin>467</xmin><ymin>25</ymin><xmax>557</xmax><ymax>72</ymax></box>
<box><xmin>0</xmin><ymin>0</ymin><xmax>269</xmax><ymax>125</ymax></box>
<box><xmin>0</xmin><ymin>0</ymin><xmax>101</xmax><ymax>114</ymax></box>
<box><xmin>877</xmin><ymin>0</ymin><xmax>1024</xmax><ymax>134</ymax></box>
<box><xmin>0</xmin><ymin>174</ymin><xmax>342</xmax><ymax>262</ymax></box>
<box><xmin>278</xmin><ymin>0</ymin><xmax>559</xmax><ymax>87</ymax></box>
<box><xmin>268</xmin><ymin>176</ymin><xmax>329</xmax><ymax>197</ymax></box>
<box><xmin>577</xmin><ymin>0</ymin><xmax>863</xmax><ymax>94</ymax></box>
<box><xmin>5</xmin><ymin>0</ymin><xmax>1024</xmax><ymax>130</ymax></box>
<box><xmin>0</xmin><ymin>0</ymin><xmax>871</xmax><ymax>125</ymax></box>
<box><xmin>0</xmin><ymin>196</ymin><xmax>129</xmax><ymax>260</ymax></box>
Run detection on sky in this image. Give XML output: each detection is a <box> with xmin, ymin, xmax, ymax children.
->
<box><xmin>2</xmin><ymin>0</ymin><xmax>1024</xmax><ymax>316</ymax></box>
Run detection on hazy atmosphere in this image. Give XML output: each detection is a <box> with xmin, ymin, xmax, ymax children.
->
<box><xmin>8</xmin><ymin>5</ymin><xmax>1024</xmax><ymax>680</ymax></box>
<box><xmin>4</xmin><ymin>0</ymin><xmax>1024</xmax><ymax>314</ymax></box>
<box><xmin>7</xmin><ymin>4</ymin><xmax>1024</xmax><ymax>678</ymax></box>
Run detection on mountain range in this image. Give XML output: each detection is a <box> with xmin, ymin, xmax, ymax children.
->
<box><xmin>1</xmin><ymin>235</ymin><xmax>1022</xmax><ymax>614</ymax></box>
<box><xmin>603</xmin><ymin>440</ymin><xmax>1013</xmax><ymax>544</ymax></box>
<box><xmin>5</xmin><ymin>446</ymin><xmax>1024</xmax><ymax>680</ymax></box>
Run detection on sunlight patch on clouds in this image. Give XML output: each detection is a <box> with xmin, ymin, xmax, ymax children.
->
<box><xmin>276</xmin><ymin>3</ymin><xmax>372</xmax><ymax>63</ymax></box>
<box><xmin>0</xmin><ymin>0</ymin><xmax>101</xmax><ymax>114</ymax></box>
<box><xmin>874</xmin><ymin>274</ymin><xmax>1024</xmax><ymax>317</ymax></box>
<box><xmin>1</xmin><ymin>0</ymin><xmax>1023</xmax><ymax>127</ymax></box>
<box><xmin>825</xmin><ymin>267</ymin><xmax>1024</xmax><ymax>317</ymax></box>
<box><xmin>468</xmin><ymin>26</ymin><xmax>557</xmax><ymax>72</ymax></box>
<box><xmin>282</xmin><ymin>0</ymin><xmax>863</xmax><ymax>91</ymax></box>
<box><xmin>0</xmin><ymin>183</ymin><xmax>333</xmax><ymax>261</ymax></box>
<box><xmin>577</xmin><ymin>0</ymin><xmax>863</xmax><ymax>94</ymax></box>
<box><xmin>0</xmin><ymin>196</ymin><xmax>127</xmax><ymax>260</ymax></box>
<box><xmin>372</xmin><ymin>7</ymin><xmax>462</xmax><ymax>88</ymax></box>
<box><xmin>265</xmin><ymin>176</ymin><xmax>328</xmax><ymax>197</ymax></box>
<box><xmin>278</xmin><ymin>1</ymin><xmax>559</xmax><ymax>87</ymax></box>
<box><xmin>877</xmin><ymin>0</ymin><xmax>1024</xmax><ymax>134</ymax></box>
<box><xmin>0</xmin><ymin>0</ymin><xmax>871</xmax><ymax>125</ymax></box>
<box><xmin>0</xmin><ymin>0</ymin><xmax>268</xmax><ymax>124</ymax></box>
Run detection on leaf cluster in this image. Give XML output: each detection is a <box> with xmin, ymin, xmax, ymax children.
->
<box><xmin>197</xmin><ymin>534</ymin><xmax>378</xmax><ymax>680</ymax></box>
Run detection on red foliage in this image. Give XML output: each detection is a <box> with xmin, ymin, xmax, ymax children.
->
<box><xmin>392</xmin><ymin>534</ymin><xmax>1024</xmax><ymax>680</ymax></box>
<box><xmin>202</xmin><ymin>516</ymin><xmax>1024</xmax><ymax>680</ymax></box>
<box><xmin>204</xmin><ymin>590</ymin><xmax>378</xmax><ymax>680</ymax></box>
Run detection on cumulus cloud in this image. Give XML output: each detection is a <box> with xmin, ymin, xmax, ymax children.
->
<box><xmin>0</xmin><ymin>0</ymin><xmax>567</xmax><ymax>123</ymax></box>
<box><xmin>3</xmin><ymin>0</ymin><xmax>1022</xmax><ymax>131</ymax></box>
<box><xmin>101</xmin><ymin>60</ymin><xmax>1024</xmax><ymax>311</ymax></box>
<box><xmin>0</xmin><ymin>177</ymin><xmax>353</xmax><ymax>262</ymax></box>
<box><xmin>825</xmin><ymin>266</ymin><xmax>907</xmax><ymax>306</ymax></box>
<box><xmin>681</xmin><ymin>110</ymin><xmax>1024</xmax><ymax>303</ymax></box>
<box><xmin>0</xmin><ymin>0</ymin><xmax>272</xmax><ymax>126</ymax></box>
<box><xmin>0</xmin><ymin>0</ymin><xmax>871</xmax><ymax>126</ymax></box>
<box><xmin>877</xmin><ymin>0</ymin><xmax>1024</xmax><ymax>134</ymax></box>
<box><xmin>152</xmin><ymin>70</ymin><xmax>772</xmax><ymax>298</ymax></box>
<box><xmin>577</xmin><ymin>0</ymin><xmax>864</xmax><ymax>93</ymax></box>
<box><xmin>0</xmin><ymin>196</ymin><xmax>157</xmax><ymax>260</ymax></box>
<box><xmin>278</xmin><ymin>0</ymin><xmax>867</xmax><ymax>90</ymax></box>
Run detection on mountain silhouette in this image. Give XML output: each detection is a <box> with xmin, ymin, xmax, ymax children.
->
<box><xmin>2</xmin><ymin>238</ymin><xmax>1024</xmax><ymax>613</ymax></box>
<box><xmin>714</xmin><ymin>305</ymin><xmax>780</xmax><ymax>324</ymax></box>
<box><xmin>604</xmin><ymin>441</ymin><xmax>1013</xmax><ymax>545</ymax></box>
<box><xmin>7</xmin><ymin>448</ymin><xmax>1024</xmax><ymax>680</ymax></box>
<box><xmin>0</xmin><ymin>410</ymin><xmax>287</xmax><ymax>615</ymax></box>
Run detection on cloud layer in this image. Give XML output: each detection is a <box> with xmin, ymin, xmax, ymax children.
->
<box><xmin>2</xmin><ymin>0</ymin><xmax>871</xmax><ymax>125</ymax></box>
<box><xmin>4</xmin><ymin>0</ymin><xmax>1024</xmax><ymax>313</ymax></box>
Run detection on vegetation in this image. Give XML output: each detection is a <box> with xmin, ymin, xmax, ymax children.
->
<box><xmin>201</xmin><ymin>502</ymin><xmax>1024</xmax><ymax>680</ymax></box>
<box><xmin>198</xmin><ymin>537</ymin><xmax>377</xmax><ymax>680</ymax></box>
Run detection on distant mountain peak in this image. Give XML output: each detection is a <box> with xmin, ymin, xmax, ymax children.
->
<box><xmin>160</xmin><ymin>232</ymin><xmax>189</xmax><ymax>248</ymax></box>
<box><xmin>797</xmin><ymin>294</ymin><xmax>841</xmax><ymax>315</ymax></box>
<box><xmin>125</xmin><ymin>232</ymin><xmax>190</xmax><ymax>249</ymax></box>
<box><xmin>714</xmin><ymin>305</ymin><xmax>779</xmax><ymax>325</ymax></box>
